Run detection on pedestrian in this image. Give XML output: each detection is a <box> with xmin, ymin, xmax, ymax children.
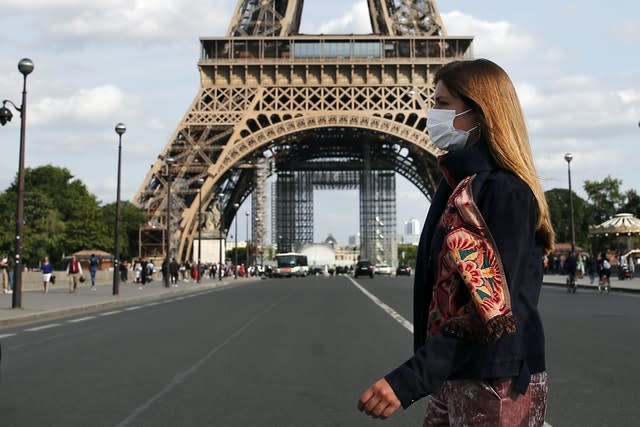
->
<box><xmin>134</xmin><ymin>259</ymin><xmax>142</xmax><ymax>283</ymax></box>
<box><xmin>170</xmin><ymin>258</ymin><xmax>180</xmax><ymax>286</ymax></box>
<box><xmin>120</xmin><ymin>259</ymin><xmax>129</xmax><ymax>282</ymax></box>
<box><xmin>7</xmin><ymin>255</ymin><xmax>15</xmax><ymax>292</ymax></box>
<box><xmin>140</xmin><ymin>259</ymin><xmax>148</xmax><ymax>288</ymax></box>
<box><xmin>66</xmin><ymin>255</ymin><xmax>83</xmax><ymax>293</ymax></box>
<box><xmin>357</xmin><ymin>59</ymin><xmax>555</xmax><ymax>426</ymax></box>
<box><xmin>566</xmin><ymin>251</ymin><xmax>578</xmax><ymax>292</ymax></box>
<box><xmin>598</xmin><ymin>253</ymin><xmax>611</xmax><ymax>293</ymax></box>
<box><xmin>0</xmin><ymin>254</ymin><xmax>11</xmax><ymax>294</ymax></box>
<box><xmin>586</xmin><ymin>255</ymin><xmax>597</xmax><ymax>284</ymax></box>
<box><xmin>89</xmin><ymin>253</ymin><xmax>99</xmax><ymax>290</ymax></box>
<box><xmin>41</xmin><ymin>256</ymin><xmax>54</xmax><ymax>293</ymax></box>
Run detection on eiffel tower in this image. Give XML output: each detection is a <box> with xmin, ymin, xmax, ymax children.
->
<box><xmin>133</xmin><ymin>0</ymin><xmax>473</xmax><ymax>267</ymax></box>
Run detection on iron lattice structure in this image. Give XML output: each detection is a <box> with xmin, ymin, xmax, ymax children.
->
<box><xmin>133</xmin><ymin>0</ymin><xmax>473</xmax><ymax>264</ymax></box>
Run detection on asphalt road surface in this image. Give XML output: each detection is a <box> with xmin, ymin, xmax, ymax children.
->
<box><xmin>0</xmin><ymin>275</ymin><xmax>639</xmax><ymax>426</ymax></box>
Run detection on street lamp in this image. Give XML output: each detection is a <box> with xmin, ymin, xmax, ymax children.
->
<box><xmin>245</xmin><ymin>211</ymin><xmax>250</xmax><ymax>268</ymax></box>
<box><xmin>112</xmin><ymin>123</ymin><xmax>126</xmax><ymax>295</ymax></box>
<box><xmin>197</xmin><ymin>178</ymin><xmax>205</xmax><ymax>283</ymax></box>
<box><xmin>565</xmin><ymin>153</ymin><xmax>576</xmax><ymax>254</ymax></box>
<box><xmin>217</xmin><ymin>194</ymin><xmax>224</xmax><ymax>281</ymax></box>
<box><xmin>0</xmin><ymin>58</ymin><xmax>34</xmax><ymax>309</ymax></box>
<box><xmin>163</xmin><ymin>158</ymin><xmax>175</xmax><ymax>288</ymax></box>
<box><xmin>233</xmin><ymin>202</ymin><xmax>239</xmax><ymax>278</ymax></box>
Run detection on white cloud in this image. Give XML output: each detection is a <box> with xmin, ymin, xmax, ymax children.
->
<box><xmin>610</xmin><ymin>19</ymin><xmax>640</xmax><ymax>41</ymax></box>
<box><xmin>618</xmin><ymin>89</ymin><xmax>640</xmax><ymax>104</ymax></box>
<box><xmin>30</xmin><ymin>85</ymin><xmax>137</xmax><ymax>126</ymax></box>
<box><xmin>2</xmin><ymin>0</ymin><xmax>230</xmax><ymax>42</ymax></box>
<box><xmin>306</xmin><ymin>2</ymin><xmax>372</xmax><ymax>34</ymax></box>
<box><xmin>442</xmin><ymin>11</ymin><xmax>537</xmax><ymax>61</ymax></box>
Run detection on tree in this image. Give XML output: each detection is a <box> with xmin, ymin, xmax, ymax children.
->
<box><xmin>621</xmin><ymin>189</ymin><xmax>640</xmax><ymax>218</ymax></box>
<box><xmin>583</xmin><ymin>176</ymin><xmax>626</xmax><ymax>224</ymax></box>
<box><xmin>101</xmin><ymin>201</ymin><xmax>147</xmax><ymax>261</ymax></box>
<box><xmin>545</xmin><ymin>189</ymin><xmax>590</xmax><ymax>249</ymax></box>
<box><xmin>0</xmin><ymin>165</ymin><xmax>112</xmax><ymax>267</ymax></box>
<box><xmin>397</xmin><ymin>243</ymin><xmax>418</xmax><ymax>268</ymax></box>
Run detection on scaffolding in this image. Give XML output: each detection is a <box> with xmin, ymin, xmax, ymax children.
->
<box><xmin>271</xmin><ymin>160</ymin><xmax>397</xmax><ymax>266</ymax></box>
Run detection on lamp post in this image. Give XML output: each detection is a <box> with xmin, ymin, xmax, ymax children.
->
<box><xmin>0</xmin><ymin>58</ymin><xmax>34</xmax><ymax>309</ymax></box>
<box><xmin>163</xmin><ymin>158</ymin><xmax>175</xmax><ymax>288</ymax></box>
<box><xmin>112</xmin><ymin>123</ymin><xmax>126</xmax><ymax>295</ymax></box>
<box><xmin>245</xmin><ymin>211</ymin><xmax>250</xmax><ymax>268</ymax></box>
<box><xmin>197</xmin><ymin>178</ymin><xmax>205</xmax><ymax>283</ymax></box>
<box><xmin>565</xmin><ymin>153</ymin><xmax>576</xmax><ymax>254</ymax></box>
<box><xmin>217</xmin><ymin>194</ymin><xmax>224</xmax><ymax>281</ymax></box>
<box><xmin>233</xmin><ymin>203</ymin><xmax>239</xmax><ymax>278</ymax></box>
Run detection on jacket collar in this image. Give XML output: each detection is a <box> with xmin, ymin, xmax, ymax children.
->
<box><xmin>437</xmin><ymin>140</ymin><xmax>497</xmax><ymax>189</ymax></box>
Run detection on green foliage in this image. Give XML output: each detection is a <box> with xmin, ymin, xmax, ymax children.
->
<box><xmin>545</xmin><ymin>188</ymin><xmax>590</xmax><ymax>249</ymax></box>
<box><xmin>621</xmin><ymin>189</ymin><xmax>640</xmax><ymax>218</ymax></box>
<box><xmin>0</xmin><ymin>165</ymin><xmax>146</xmax><ymax>267</ymax></box>
<box><xmin>547</xmin><ymin>175</ymin><xmax>640</xmax><ymax>254</ymax></box>
<box><xmin>101</xmin><ymin>201</ymin><xmax>148</xmax><ymax>260</ymax></box>
<box><xmin>397</xmin><ymin>243</ymin><xmax>418</xmax><ymax>269</ymax></box>
<box><xmin>583</xmin><ymin>176</ymin><xmax>626</xmax><ymax>224</ymax></box>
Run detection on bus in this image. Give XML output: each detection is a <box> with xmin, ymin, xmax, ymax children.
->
<box><xmin>273</xmin><ymin>253</ymin><xmax>309</xmax><ymax>277</ymax></box>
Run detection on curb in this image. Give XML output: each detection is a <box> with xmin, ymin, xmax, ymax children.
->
<box><xmin>543</xmin><ymin>281</ymin><xmax>640</xmax><ymax>294</ymax></box>
<box><xmin>0</xmin><ymin>279</ymin><xmax>254</xmax><ymax>329</ymax></box>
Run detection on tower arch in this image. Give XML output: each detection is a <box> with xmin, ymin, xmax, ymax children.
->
<box><xmin>133</xmin><ymin>2</ymin><xmax>474</xmax><ymax>264</ymax></box>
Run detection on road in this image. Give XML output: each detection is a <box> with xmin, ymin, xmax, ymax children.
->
<box><xmin>0</xmin><ymin>275</ymin><xmax>639</xmax><ymax>426</ymax></box>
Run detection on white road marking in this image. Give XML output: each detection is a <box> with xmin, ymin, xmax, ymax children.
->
<box><xmin>100</xmin><ymin>310</ymin><xmax>122</xmax><ymax>316</ymax></box>
<box><xmin>67</xmin><ymin>316</ymin><xmax>96</xmax><ymax>323</ymax></box>
<box><xmin>0</xmin><ymin>333</ymin><xmax>16</xmax><ymax>339</ymax></box>
<box><xmin>25</xmin><ymin>324</ymin><xmax>61</xmax><ymax>332</ymax></box>
<box><xmin>347</xmin><ymin>276</ymin><xmax>413</xmax><ymax>333</ymax></box>
<box><xmin>124</xmin><ymin>306</ymin><xmax>142</xmax><ymax>311</ymax></box>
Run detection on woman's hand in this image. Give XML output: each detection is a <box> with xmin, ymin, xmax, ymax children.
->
<box><xmin>357</xmin><ymin>378</ymin><xmax>401</xmax><ymax>419</ymax></box>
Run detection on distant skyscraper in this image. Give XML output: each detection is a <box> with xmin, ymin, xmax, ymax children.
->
<box><xmin>403</xmin><ymin>218</ymin><xmax>421</xmax><ymax>245</ymax></box>
<box><xmin>404</xmin><ymin>218</ymin><xmax>420</xmax><ymax>236</ymax></box>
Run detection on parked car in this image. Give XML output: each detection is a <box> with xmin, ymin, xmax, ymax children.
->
<box><xmin>396</xmin><ymin>264</ymin><xmax>412</xmax><ymax>276</ymax></box>
<box><xmin>375</xmin><ymin>263</ymin><xmax>393</xmax><ymax>275</ymax></box>
<box><xmin>354</xmin><ymin>260</ymin><xmax>374</xmax><ymax>278</ymax></box>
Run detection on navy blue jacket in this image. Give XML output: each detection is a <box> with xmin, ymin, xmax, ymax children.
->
<box><xmin>385</xmin><ymin>141</ymin><xmax>546</xmax><ymax>408</ymax></box>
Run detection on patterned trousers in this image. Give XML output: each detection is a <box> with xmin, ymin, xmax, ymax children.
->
<box><xmin>424</xmin><ymin>372</ymin><xmax>547</xmax><ymax>427</ymax></box>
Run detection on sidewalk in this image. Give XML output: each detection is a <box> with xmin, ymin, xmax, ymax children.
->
<box><xmin>0</xmin><ymin>274</ymin><xmax>256</xmax><ymax>329</ymax></box>
<box><xmin>543</xmin><ymin>273</ymin><xmax>640</xmax><ymax>293</ymax></box>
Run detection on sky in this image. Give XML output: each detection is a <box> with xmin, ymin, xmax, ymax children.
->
<box><xmin>0</xmin><ymin>0</ymin><xmax>639</xmax><ymax>245</ymax></box>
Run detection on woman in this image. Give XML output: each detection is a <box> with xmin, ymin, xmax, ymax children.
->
<box><xmin>358</xmin><ymin>59</ymin><xmax>555</xmax><ymax>426</ymax></box>
<box><xmin>41</xmin><ymin>257</ymin><xmax>54</xmax><ymax>293</ymax></box>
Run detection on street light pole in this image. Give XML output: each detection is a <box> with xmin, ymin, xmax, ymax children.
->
<box><xmin>197</xmin><ymin>178</ymin><xmax>204</xmax><ymax>283</ymax></box>
<box><xmin>0</xmin><ymin>58</ymin><xmax>34</xmax><ymax>309</ymax></box>
<box><xmin>218</xmin><ymin>194</ymin><xmax>224</xmax><ymax>281</ymax></box>
<box><xmin>233</xmin><ymin>202</ymin><xmax>239</xmax><ymax>278</ymax></box>
<box><xmin>163</xmin><ymin>158</ymin><xmax>175</xmax><ymax>288</ymax></box>
<box><xmin>565</xmin><ymin>153</ymin><xmax>576</xmax><ymax>254</ymax></box>
<box><xmin>112</xmin><ymin>123</ymin><xmax>126</xmax><ymax>295</ymax></box>
<box><xmin>245</xmin><ymin>211</ymin><xmax>250</xmax><ymax>267</ymax></box>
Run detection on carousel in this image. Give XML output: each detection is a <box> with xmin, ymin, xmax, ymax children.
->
<box><xmin>588</xmin><ymin>213</ymin><xmax>640</xmax><ymax>278</ymax></box>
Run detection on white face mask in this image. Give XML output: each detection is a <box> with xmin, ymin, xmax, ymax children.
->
<box><xmin>426</xmin><ymin>108</ymin><xmax>477</xmax><ymax>152</ymax></box>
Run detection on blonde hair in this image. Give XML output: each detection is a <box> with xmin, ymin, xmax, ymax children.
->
<box><xmin>435</xmin><ymin>59</ymin><xmax>555</xmax><ymax>253</ymax></box>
